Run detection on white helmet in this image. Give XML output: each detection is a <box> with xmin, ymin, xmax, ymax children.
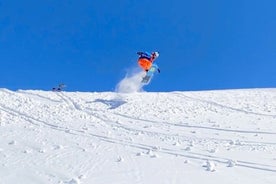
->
<box><xmin>152</xmin><ymin>51</ymin><xmax>159</xmax><ymax>58</ymax></box>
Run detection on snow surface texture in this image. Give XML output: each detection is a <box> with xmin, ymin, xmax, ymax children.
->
<box><xmin>0</xmin><ymin>88</ymin><xmax>276</xmax><ymax>184</ymax></box>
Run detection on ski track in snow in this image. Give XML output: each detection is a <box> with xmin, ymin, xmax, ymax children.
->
<box><xmin>0</xmin><ymin>88</ymin><xmax>276</xmax><ymax>184</ymax></box>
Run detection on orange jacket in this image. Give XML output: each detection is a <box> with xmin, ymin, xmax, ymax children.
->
<box><xmin>138</xmin><ymin>58</ymin><xmax>153</xmax><ymax>71</ymax></box>
<box><xmin>137</xmin><ymin>52</ymin><xmax>157</xmax><ymax>71</ymax></box>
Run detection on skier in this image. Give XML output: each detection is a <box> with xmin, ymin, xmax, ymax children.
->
<box><xmin>137</xmin><ymin>51</ymin><xmax>160</xmax><ymax>73</ymax></box>
<box><xmin>52</xmin><ymin>83</ymin><xmax>66</xmax><ymax>92</ymax></box>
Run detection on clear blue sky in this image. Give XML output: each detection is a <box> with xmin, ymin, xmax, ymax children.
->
<box><xmin>1</xmin><ymin>0</ymin><xmax>275</xmax><ymax>92</ymax></box>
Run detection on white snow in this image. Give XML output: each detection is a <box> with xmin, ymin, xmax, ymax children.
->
<box><xmin>0</xmin><ymin>88</ymin><xmax>276</xmax><ymax>184</ymax></box>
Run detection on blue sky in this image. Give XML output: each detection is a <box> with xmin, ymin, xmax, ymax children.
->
<box><xmin>0</xmin><ymin>0</ymin><xmax>275</xmax><ymax>92</ymax></box>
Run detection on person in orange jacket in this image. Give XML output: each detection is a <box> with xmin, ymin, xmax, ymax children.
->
<box><xmin>137</xmin><ymin>51</ymin><xmax>160</xmax><ymax>72</ymax></box>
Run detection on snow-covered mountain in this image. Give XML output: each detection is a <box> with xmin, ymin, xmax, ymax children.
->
<box><xmin>0</xmin><ymin>88</ymin><xmax>276</xmax><ymax>184</ymax></box>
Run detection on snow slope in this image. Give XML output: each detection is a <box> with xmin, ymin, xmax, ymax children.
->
<box><xmin>0</xmin><ymin>88</ymin><xmax>276</xmax><ymax>184</ymax></box>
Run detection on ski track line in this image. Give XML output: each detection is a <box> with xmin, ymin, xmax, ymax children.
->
<box><xmin>0</xmin><ymin>102</ymin><xmax>87</xmax><ymax>137</ymax></box>
<box><xmin>58</xmin><ymin>93</ymin><xmax>141</xmax><ymax>137</ymax></box>
<box><xmin>161</xmin><ymin>146</ymin><xmax>276</xmax><ymax>172</ymax></box>
<box><xmin>166</xmin><ymin>149</ymin><xmax>276</xmax><ymax>173</ymax></box>
<box><xmin>86</xmin><ymin>131</ymin><xmax>276</xmax><ymax>173</ymax></box>
<box><xmin>55</xmin><ymin>92</ymin><xmax>82</xmax><ymax>111</ymax></box>
<box><xmin>174</xmin><ymin>123</ymin><xmax>276</xmax><ymax>135</ymax></box>
<box><xmin>111</xmin><ymin>112</ymin><xmax>276</xmax><ymax>147</ymax></box>
<box><xmin>83</xmin><ymin>107</ymin><xmax>161</xmax><ymax>135</ymax></box>
<box><xmin>112</xmin><ymin>112</ymin><xmax>276</xmax><ymax>138</ymax></box>
<box><xmin>53</xmin><ymin>92</ymin><xmax>114</xmax><ymax>130</ymax></box>
<box><xmin>107</xmin><ymin>111</ymin><xmax>234</xmax><ymax>144</ymax></box>
<box><xmin>174</xmin><ymin>93</ymin><xmax>276</xmax><ymax>118</ymax></box>
<box><xmin>82</xmin><ymin>107</ymin><xmax>203</xmax><ymax>146</ymax></box>
<box><xmin>188</xmin><ymin>151</ymin><xmax>276</xmax><ymax>169</ymax></box>
<box><xmin>0</xmin><ymin>91</ymin><xmax>110</xmax><ymax>139</ymax></box>
<box><xmin>54</xmin><ymin>92</ymin><xmax>110</xmax><ymax>128</ymax></box>
<box><xmin>85</xmin><ymin>107</ymin><xmax>276</xmax><ymax>150</ymax></box>
<box><xmin>17</xmin><ymin>90</ymin><xmax>62</xmax><ymax>103</ymax></box>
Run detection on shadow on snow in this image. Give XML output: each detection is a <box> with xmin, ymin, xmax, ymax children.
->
<box><xmin>93</xmin><ymin>99</ymin><xmax>127</xmax><ymax>109</ymax></box>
